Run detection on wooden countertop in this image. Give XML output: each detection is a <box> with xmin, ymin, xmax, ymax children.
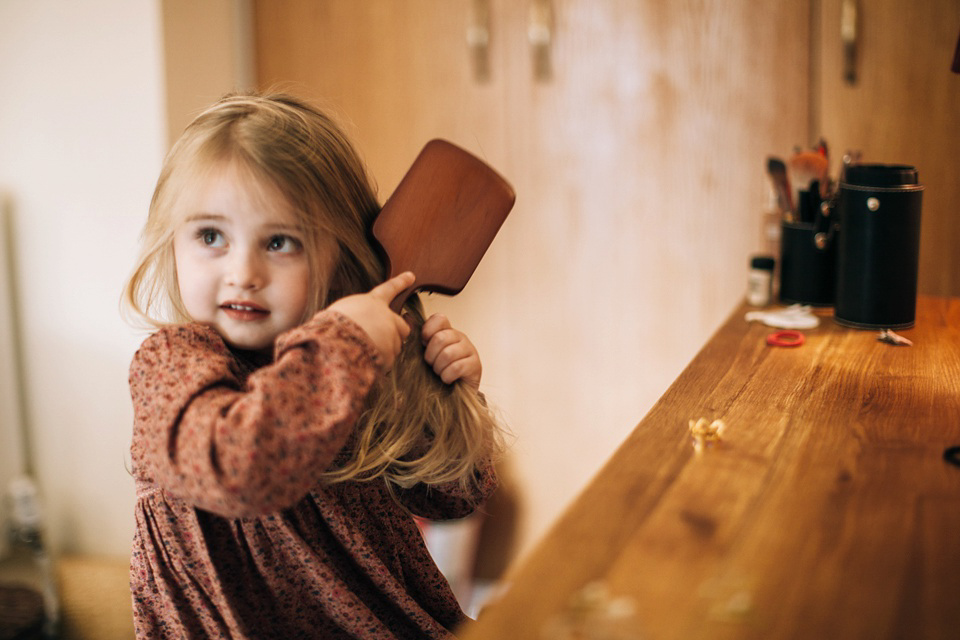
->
<box><xmin>462</xmin><ymin>295</ymin><xmax>960</xmax><ymax>640</ymax></box>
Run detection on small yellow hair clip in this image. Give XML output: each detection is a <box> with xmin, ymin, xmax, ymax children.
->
<box><xmin>689</xmin><ymin>418</ymin><xmax>726</xmax><ymax>454</ymax></box>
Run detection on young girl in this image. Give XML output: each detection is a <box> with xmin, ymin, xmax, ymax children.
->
<box><xmin>123</xmin><ymin>92</ymin><xmax>505</xmax><ymax>639</ymax></box>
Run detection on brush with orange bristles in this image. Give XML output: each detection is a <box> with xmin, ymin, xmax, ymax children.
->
<box><xmin>788</xmin><ymin>142</ymin><xmax>830</xmax><ymax>222</ymax></box>
<box><xmin>789</xmin><ymin>147</ymin><xmax>829</xmax><ymax>198</ymax></box>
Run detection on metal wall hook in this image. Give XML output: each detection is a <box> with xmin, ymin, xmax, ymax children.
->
<box><xmin>528</xmin><ymin>0</ymin><xmax>554</xmax><ymax>81</ymax></box>
<box><xmin>841</xmin><ymin>0</ymin><xmax>858</xmax><ymax>85</ymax></box>
<box><xmin>467</xmin><ymin>0</ymin><xmax>491</xmax><ymax>82</ymax></box>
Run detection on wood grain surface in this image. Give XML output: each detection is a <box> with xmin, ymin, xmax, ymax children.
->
<box><xmin>462</xmin><ymin>296</ymin><xmax>960</xmax><ymax>640</ymax></box>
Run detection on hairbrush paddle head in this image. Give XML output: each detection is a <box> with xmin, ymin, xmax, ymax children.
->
<box><xmin>373</xmin><ymin>140</ymin><xmax>515</xmax><ymax>311</ymax></box>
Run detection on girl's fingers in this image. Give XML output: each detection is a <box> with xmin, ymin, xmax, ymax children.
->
<box><xmin>421</xmin><ymin>313</ymin><xmax>451</xmax><ymax>344</ymax></box>
<box><xmin>423</xmin><ymin>327</ymin><xmax>459</xmax><ymax>365</ymax></box>
<box><xmin>327</xmin><ymin>272</ymin><xmax>415</xmax><ymax>367</ymax></box>
<box><xmin>434</xmin><ymin>352</ymin><xmax>481</xmax><ymax>387</ymax></box>
<box><xmin>370</xmin><ymin>271</ymin><xmax>415</xmax><ymax>305</ymax></box>
<box><xmin>421</xmin><ymin>316</ymin><xmax>482</xmax><ymax>387</ymax></box>
<box><xmin>436</xmin><ymin>359</ymin><xmax>471</xmax><ymax>385</ymax></box>
<box><xmin>393</xmin><ymin>310</ymin><xmax>412</xmax><ymax>342</ymax></box>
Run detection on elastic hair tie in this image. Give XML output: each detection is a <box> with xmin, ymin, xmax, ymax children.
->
<box><xmin>766</xmin><ymin>330</ymin><xmax>805</xmax><ymax>347</ymax></box>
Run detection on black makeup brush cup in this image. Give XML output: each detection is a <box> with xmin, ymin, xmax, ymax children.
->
<box><xmin>780</xmin><ymin>220</ymin><xmax>836</xmax><ymax>307</ymax></box>
<box><xmin>780</xmin><ymin>188</ymin><xmax>836</xmax><ymax>307</ymax></box>
<box><xmin>779</xmin><ymin>164</ymin><xmax>923</xmax><ymax>328</ymax></box>
<box><xmin>834</xmin><ymin>164</ymin><xmax>923</xmax><ymax>329</ymax></box>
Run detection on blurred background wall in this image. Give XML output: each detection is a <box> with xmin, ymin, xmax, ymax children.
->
<box><xmin>0</xmin><ymin>0</ymin><xmax>957</xmax><ymax>606</ymax></box>
<box><xmin>0</xmin><ymin>0</ymin><xmax>252</xmax><ymax>559</ymax></box>
<box><xmin>250</xmin><ymin>0</ymin><xmax>811</xmax><ymax>570</ymax></box>
<box><xmin>0</xmin><ymin>0</ymin><xmax>166</xmax><ymax>558</ymax></box>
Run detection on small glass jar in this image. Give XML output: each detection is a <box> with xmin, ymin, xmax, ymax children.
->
<box><xmin>747</xmin><ymin>255</ymin><xmax>775</xmax><ymax>306</ymax></box>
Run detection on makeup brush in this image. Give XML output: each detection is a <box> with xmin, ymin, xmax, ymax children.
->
<box><xmin>788</xmin><ymin>149</ymin><xmax>830</xmax><ymax>219</ymax></box>
<box><xmin>814</xmin><ymin>138</ymin><xmax>831</xmax><ymax>195</ymax></box>
<box><xmin>815</xmin><ymin>138</ymin><xmax>829</xmax><ymax>164</ymax></box>
<box><xmin>766</xmin><ymin>156</ymin><xmax>793</xmax><ymax>219</ymax></box>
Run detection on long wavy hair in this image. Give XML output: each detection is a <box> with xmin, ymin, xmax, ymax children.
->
<box><xmin>124</xmin><ymin>92</ymin><xmax>504</xmax><ymax>492</ymax></box>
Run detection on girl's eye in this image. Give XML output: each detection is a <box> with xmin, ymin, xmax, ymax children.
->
<box><xmin>197</xmin><ymin>228</ymin><xmax>226</xmax><ymax>248</ymax></box>
<box><xmin>267</xmin><ymin>235</ymin><xmax>302</xmax><ymax>254</ymax></box>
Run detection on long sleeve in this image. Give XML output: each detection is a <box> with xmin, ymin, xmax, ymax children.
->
<box><xmin>129</xmin><ymin>310</ymin><xmax>382</xmax><ymax>518</ymax></box>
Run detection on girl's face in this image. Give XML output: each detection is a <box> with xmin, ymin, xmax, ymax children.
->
<box><xmin>172</xmin><ymin>162</ymin><xmax>333</xmax><ymax>354</ymax></box>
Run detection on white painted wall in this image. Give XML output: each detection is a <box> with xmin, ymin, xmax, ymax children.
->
<box><xmin>0</xmin><ymin>195</ymin><xmax>27</xmax><ymax>558</ymax></box>
<box><xmin>0</xmin><ymin>0</ymin><xmax>167</xmax><ymax>555</ymax></box>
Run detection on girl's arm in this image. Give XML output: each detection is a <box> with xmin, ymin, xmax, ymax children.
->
<box><xmin>130</xmin><ymin>273</ymin><xmax>412</xmax><ymax>518</ymax></box>
<box><xmin>130</xmin><ymin>311</ymin><xmax>381</xmax><ymax>518</ymax></box>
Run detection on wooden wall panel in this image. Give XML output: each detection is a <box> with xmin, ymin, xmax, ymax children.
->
<box><xmin>816</xmin><ymin>0</ymin><xmax>960</xmax><ymax>296</ymax></box>
<box><xmin>161</xmin><ymin>0</ymin><xmax>254</xmax><ymax>147</ymax></box>
<box><xmin>254</xmin><ymin>0</ymin><xmax>810</xmax><ymax>567</ymax></box>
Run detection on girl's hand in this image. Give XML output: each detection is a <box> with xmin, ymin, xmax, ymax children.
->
<box><xmin>328</xmin><ymin>272</ymin><xmax>414</xmax><ymax>369</ymax></box>
<box><xmin>422</xmin><ymin>313</ymin><xmax>482</xmax><ymax>388</ymax></box>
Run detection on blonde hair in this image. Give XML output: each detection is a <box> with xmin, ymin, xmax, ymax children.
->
<box><xmin>124</xmin><ymin>92</ymin><xmax>504</xmax><ymax>492</ymax></box>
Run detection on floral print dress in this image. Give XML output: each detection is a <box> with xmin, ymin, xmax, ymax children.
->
<box><xmin>128</xmin><ymin>311</ymin><xmax>496</xmax><ymax>639</ymax></box>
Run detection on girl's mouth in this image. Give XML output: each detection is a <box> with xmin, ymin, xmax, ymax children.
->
<box><xmin>221</xmin><ymin>302</ymin><xmax>269</xmax><ymax>321</ymax></box>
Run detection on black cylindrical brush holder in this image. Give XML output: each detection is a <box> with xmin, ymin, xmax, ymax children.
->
<box><xmin>780</xmin><ymin>187</ymin><xmax>836</xmax><ymax>307</ymax></box>
<box><xmin>834</xmin><ymin>164</ymin><xmax>923</xmax><ymax>329</ymax></box>
<box><xmin>780</xmin><ymin>222</ymin><xmax>836</xmax><ymax>306</ymax></box>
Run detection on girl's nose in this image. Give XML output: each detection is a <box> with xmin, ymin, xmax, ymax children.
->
<box><xmin>226</xmin><ymin>249</ymin><xmax>265</xmax><ymax>290</ymax></box>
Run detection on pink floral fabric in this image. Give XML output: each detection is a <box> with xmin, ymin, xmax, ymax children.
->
<box><xmin>128</xmin><ymin>311</ymin><xmax>496</xmax><ymax>639</ymax></box>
